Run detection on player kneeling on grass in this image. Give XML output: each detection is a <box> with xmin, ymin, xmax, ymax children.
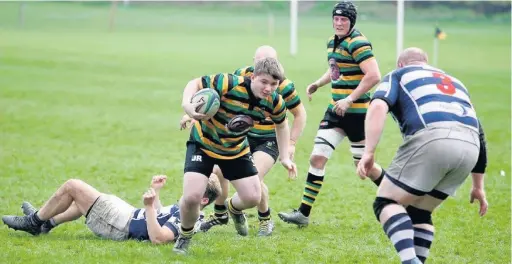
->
<box><xmin>175</xmin><ymin>57</ymin><xmax>297</xmax><ymax>255</ymax></box>
<box><xmin>181</xmin><ymin>45</ymin><xmax>307</xmax><ymax>237</ymax></box>
<box><xmin>2</xmin><ymin>175</ymin><xmax>220</xmax><ymax>245</ymax></box>
<box><xmin>357</xmin><ymin>47</ymin><xmax>488</xmax><ymax>264</ymax></box>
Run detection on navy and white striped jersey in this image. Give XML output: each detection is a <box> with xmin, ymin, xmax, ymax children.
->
<box><xmin>127</xmin><ymin>204</ymin><xmax>204</xmax><ymax>241</ymax></box>
<box><xmin>372</xmin><ymin>65</ymin><xmax>478</xmax><ymax>137</ymax></box>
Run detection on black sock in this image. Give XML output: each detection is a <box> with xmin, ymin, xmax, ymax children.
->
<box><xmin>214</xmin><ymin>203</ymin><xmax>227</xmax><ymax>217</ymax></box>
<box><xmin>298</xmin><ymin>172</ymin><xmax>324</xmax><ymax>217</ymax></box>
<box><xmin>31</xmin><ymin>211</ymin><xmax>44</xmax><ymax>225</ymax></box>
<box><xmin>180</xmin><ymin>225</ymin><xmax>194</xmax><ymax>238</ymax></box>
<box><xmin>258</xmin><ymin>209</ymin><xmax>271</xmax><ymax>221</ymax></box>
<box><xmin>373</xmin><ymin>169</ymin><xmax>385</xmax><ymax>186</ymax></box>
<box><xmin>228</xmin><ymin>199</ymin><xmax>242</xmax><ymax>214</ymax></box>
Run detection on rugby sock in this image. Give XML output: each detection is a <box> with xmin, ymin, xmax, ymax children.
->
<box><xmin>382</xmin><ymin>213</ymin><xmax>417</xmax><ymax>263</ymax></box>
<box><xmin>214</xmin><ymin>203</ymin><xmax>228</xmax><ymax>217</ymax></box>
<box><xmin>413</xmin><ymin>226</ymin><xmax>434</xmax><ymax>263</ymax></box>
<box><xmin>258</xmin><ymin>209</ymin><xmax>271</xmax><ymax>221</ymax></box>
<box><xmin>227</xmin><ymin>199</ymin><xmax>242</xmax><ymax>215</ymax></box>
<box><xmin>298</xmin><ymin>172</ymin><xmax>324</xmax><ymax>217</ymax></box>
<box><xmin>179</xmin><ymin>226</ymin><xmax>195</xmax><ymax>238</ymax></box>
<box><xmin>41</xmin><ymin>218</ymin><xmax>57</xmax><ymax>232</ymax></box>
<box><xmin>31</xmin><ymin>211</ymin><xmax>45</xmax><ymax>225</ymax></box>
<box><xmin>373</xmin><ymin>168</ymin><xmax>385</xmax><ymax>187</ymax></box>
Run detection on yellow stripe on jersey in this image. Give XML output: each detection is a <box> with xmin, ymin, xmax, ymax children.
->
<box><xmin>336</xmin><ymin>62</ymin><xmax>358</xmax><ymax>68</ymax></box>
<box><xmin>194</xmin><ymin>122</ymin><xmax>245</xmax><ymax>152</ymax></box>
<box><xmin>223</xmin><ymin>98</ymin><xmax>250</xmax><ymax>109</ymax></box>
<box><xmin>201</xmin><ymin>147</ymin><xmax>250</xmax><ymax>160</ymax></box>
<box><xmin>278</xmin><ymin>79</ymin><xmax>291</xmax><ymax>91</ymax></box>
<box><xmin>352</xmin><ymin>46</ymin><xmax>372</xmax><ymax>59</ymax></box>
<box><xmin>330</xmin><ymin>99</ymin><xmax>369</xmax><ymax>108</ymax></box>
<box><xmin>332</xmin><ymin>89</ymin><xmax>353</xmax><ymax>95</ymax></box>
<box><xmin>326</xmin><ymin>48</ymin><xmax>350</xmax><ymax>56</ymax></box>
<box><xmin>348</xmin><ymin>36</ymin><xmax>367</xmax><ymax>44</ymax></box>
<box><xmin>341</xmin><ymin>74</ymin><xmax>365</xmax><ymax>81</ymax></box>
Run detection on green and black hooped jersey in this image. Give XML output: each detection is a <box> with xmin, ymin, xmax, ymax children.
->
<box><xmin>234</xmin><ymin>66</ymin><xmax>302</xmax><ymax>139</ymax></box>
<box><xmin>191</xmin><ymin>73</ymin><xmax>287</xmax><ymax>160</ymax></box>
<box><xmin>327</xmin><ymin>29</ymin><xmax>375</xmax><ymax>114</ymax></box>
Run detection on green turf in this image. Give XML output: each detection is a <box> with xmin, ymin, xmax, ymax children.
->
<box><xmin>0</xmin><ymin>2</ymin><xmax>510</xmax><ymax>264</ymax></box>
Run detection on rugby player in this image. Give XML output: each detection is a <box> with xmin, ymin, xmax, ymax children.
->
<box><xmin>357</xmin><ymin>47</ymin><xmax>488</xmax><ymax>263</ymax></box>
<box><xmin>185</xmin><ymin>45</ymin><xmax>306</xmax><ymax>236</ymax></box>
<box><xmin>176</xmin><ymin>57</ymin><xmax>297</xmax><ymax>254</ymax></box>
<box><xmin>279</xmin><ymin>1</ymin><xmax>384</xmax><ymax>227</ymax></box>
<box><xmin>2</xmin><ymin>175</ymin><xmax>220</xmax><ymax>244</ymax></box>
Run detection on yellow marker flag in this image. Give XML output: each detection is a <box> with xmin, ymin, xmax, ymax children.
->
<box><xmin>435</xmin><ymin>27</ymin><xmax>447</xmax><ymax>40</ymax></box>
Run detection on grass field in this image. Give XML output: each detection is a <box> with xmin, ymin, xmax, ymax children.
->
<box><xmin>0</xmin><ymin>2</ymin><xmax>510</xmax><ymax>264</ymax></box>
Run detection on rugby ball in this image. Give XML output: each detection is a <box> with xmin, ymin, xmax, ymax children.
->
<box><xmin>191</xmin><ymin>88</ymin><xmax>220</xmax><ymax>118</ymax></box>
<box><xmin>226</xmin><ymin>115</ymin><xmax>254</xmax><ymax>134</ymax></box>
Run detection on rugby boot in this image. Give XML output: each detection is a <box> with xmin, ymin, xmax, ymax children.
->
<box><xmin>277</xmin><ymin>209</ymin><xmax>309</xmax><ymax>227</ymax></box>
<box><xmin>199</xmin><ymin>212</ymin><xmax>229</xmax><ymax>232</ymax></box>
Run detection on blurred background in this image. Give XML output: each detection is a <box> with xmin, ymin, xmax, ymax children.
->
<box><xmin>0</xmin><ymin>1</ymin><xmax>510</xmax><ymax>263</ymax></box>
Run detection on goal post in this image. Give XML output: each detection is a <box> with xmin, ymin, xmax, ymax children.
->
<box><xmin>290</xmin><ymin>0</ymin><xmax>298</xmax><ymax>56</ymax></box>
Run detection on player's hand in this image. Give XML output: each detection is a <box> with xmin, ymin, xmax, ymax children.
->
<box><xmin>143</xmin><ymin>188</ymin><xmax>156</xmax><ymax>207</ymax></box>
<box><xmin>288</xmin><ymin>143</ymin><xmax>296</xmax><ymax>161</ymax></box>
<box><xmin>470</xmin><ymin>187</ymin><xmax>488</xmax><ymax>217</ymax></box>
<box><xmin>306</xmin><ymin>83</ymin><xmax>319</xmax><ymax>101</ymax></box>
<box><xmin>150</xmin><ymin>175</ymin><xmax>167</xmax><ymax>191</ymax></box>
<box><xmin>357</xmin><ymin>152</ymin><xmax>374</xmax><ymax>179</ymax></box>
<box><xmin>182</xmin><ymin>101</ymin><xmax>209</xmax><ymax>121</ymax></box>
<box><xmin>180</xmin><ymin>114</ymin><xmax>196</xmax><ymax>130</ymax></box>
<box><xmin>281</xmin><ymin>158</ymin><xmax>297</xmax><ymax>180</ymax></box>
<box><xmin>332</xmin><ymin>97</ymin><xmax>353</xmax><ymax>116</ymax></box>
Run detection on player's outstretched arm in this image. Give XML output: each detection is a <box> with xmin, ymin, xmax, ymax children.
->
<box><xmin>288</xmin><ymin>104</ymin><xmax>307</xmax><ymax>159</ymax></box>
<box><xmin>357</xmin><ymin>99</ymin><xmax>388</xmax><ymax>178</ymax></box>
<box><xmin>143</xmin><ymin>188</ymin><xmax>175</xmax><ymax>244</ymax></box>
<box><xmin>307</xmin><ymin>68</ymin><xmax>331</xmax><ymax>101</ymax></box>
<box><xmin>275</xmin><ymin>119</ymin><xmax>297</xmax><ymax>180</ymax></box>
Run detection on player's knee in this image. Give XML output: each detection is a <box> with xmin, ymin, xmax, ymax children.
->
<box><xmin>241</xmin><ymin>192</ymin><xmax>261</xmax><ymax>207</ymax></box>
<box><xmin>64</xmin><ymin>179</ymin><xmax>83</xmax><ymax>192</ymax></box>
<box><xmin>373</xmin><ymin>197</ymin><xmax>398</xmax><ymax>222</ymax></box>
<box><xmin>309</xmin><ymin>155</ymin><xmax>328</xmax><ymax>169</ymax></box>
<box><xmin>311</xmin><ymin>129</ymin><xmax>344</xmax><ymax>161</ymax></box>
<box><xmin>181</xmin><ymin>191</ymin><xmax>204</xmax><ymax>206</ymax></box>
<box><xmin>406</xmin><ymin>206</ymin><xmax>433</xmax><ymax>225</ymax></box>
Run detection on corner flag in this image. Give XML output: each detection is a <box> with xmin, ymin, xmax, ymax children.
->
<box><xmin>435</xmin><ymin>27</ymin><xmax>447</xmax><ymax>40</ymax></box>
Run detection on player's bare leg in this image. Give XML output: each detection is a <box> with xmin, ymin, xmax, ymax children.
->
<box><xmin>279</xmin><ymin>128</ymin><xmax>344</xmax><ymax>227</ymax></box>
<box><xmin>200</xmin><ymin>166</ymin><xmax>230</xmax><ymax>232</ymax></box>
<box><xmin>3</xmin><ymin>179</ymin><xmax>101</xmax><ymax>236</ymax></box>
<box><xmin>174</xmin><ymin>171</ymin><xmax>209</xmax><ymax>254</ymax></box>
<box><xmin>351</xmin><ymin>139</ymin><xmax>385</xmax><ymax>185</ymax></box>
<box><xmin>227</xmin><ymin>175</ymin><xmax>261</xmax><ymax>236</ymax></box>
<box><xmin>21</xmin><ymin>201</ymin><xmax>82</xmax><ymax>233</ymax></box>
<box><xmin>252</xmin><ymin>151</ymin><xmax>277</xmax><ymax>236</ymax></box>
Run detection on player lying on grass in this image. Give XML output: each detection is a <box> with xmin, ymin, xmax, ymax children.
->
<box><xmin>180</xmin><ymin>45</ymin><xmax>307</xmax><ymax>236</ymax></box>
<box><xmin>2</xmin><ymin>175</ymin><xmax>220</xmax><ymax>245</ymax></box>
